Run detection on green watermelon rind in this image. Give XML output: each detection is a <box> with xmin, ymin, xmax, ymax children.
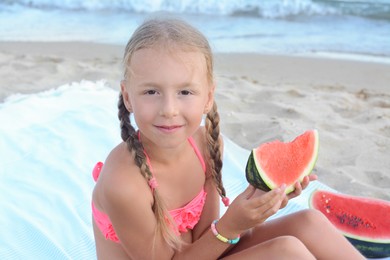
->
<box><xmin>346</xmin><ymin>237</ymin><xmax>390</xmax><ymax>258</ymax></box>
<box><xmin>309</xmin><ymin>190</ymin><xmax>390</xmax><ymax>258</ymax></box>
<box><xmin>245</xmin><ymin>152</ymin><xmax>271</xmax><ymax>192</ymax></box>
<box><xmin>246</xmin><ymin>130</ymin><xmax>319</xmax><ymax>194</ymax></box>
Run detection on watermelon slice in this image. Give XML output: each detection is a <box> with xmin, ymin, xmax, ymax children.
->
<box><xmin>245</xmin><ymin>129</ymin><xmax>319</xmax><ymax>194</ymax></box>
<box><xmin>309</xmin><ymin>190</ymin><xmax>390</xmax><ymax>258</ymax></box>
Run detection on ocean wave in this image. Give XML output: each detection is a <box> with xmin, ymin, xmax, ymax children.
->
<box><xmin>1</xmin><ymin>0</ymin><xmax>390</xmax><ymax>20</ymax></box>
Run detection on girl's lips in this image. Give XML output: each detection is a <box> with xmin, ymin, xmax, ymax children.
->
<box><xmin>156</xmin><ymin>125</ymin><xmax>182</xmax><ymax>133</ymax></box>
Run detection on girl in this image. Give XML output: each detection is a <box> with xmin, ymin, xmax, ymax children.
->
<box><xmin>91</xmin><ymin>18</ymin><xmax>364</xmax><ymax>259</ymax></box>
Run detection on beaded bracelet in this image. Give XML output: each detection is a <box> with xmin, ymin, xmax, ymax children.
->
<box><xmin>210</xmin><ymin>219</ymin><xmax>240</xmax><ymax>244</ymax></box>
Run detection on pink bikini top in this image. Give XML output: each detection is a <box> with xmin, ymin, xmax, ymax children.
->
<box><xmin>92</xmin><ymin>137</ymin><xmax>207</xmax><ymax>243</ymax></box>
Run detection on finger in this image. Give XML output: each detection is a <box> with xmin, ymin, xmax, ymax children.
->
<box><xmin>288</xmin><ymin>182</ymin><xmax>302</xmax><ymax>199</ymax></box>
<box><xmin>240</xmin><ymin>185</ymin><xmax>256</xmax><ymax>200</ymax></box>
<box><xmin>255</xmin><ymin>186</ymin><xmax>286</xmax><ymax>210</ymax></box>
<box><xmin>300</xmin><ymin>176</ymin><xmax>309</xmax><ymax>190</ymax></box>
<box><xmin>249</xmin><ymin>189</ymin><xmax>278</xmax><ymax>209</ymax></box>
<box><xmin>309</xmin><ymin>174</ymin><xmax>318</xmax><ymax>181</ymax></box>
<box><xmin>253</xmin><ymin>188</ymin><xmax>266</xmax><ymax>197</ymax></box>
<box><xmin>259</xmin><ymin>194</ymin><xmax>285</xmax><ymax>221</ymax></box>
<box><xmin>279</xmin><ymin>196</ymin><xmax>288</xmax><ymax>209</ymax></box>
<box><xmin>294</xmin><ymin>180</ymin><xmax>302</xmax><ymax>191</ymax></box>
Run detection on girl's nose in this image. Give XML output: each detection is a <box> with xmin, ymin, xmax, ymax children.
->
<box><xmin>159</xmin><ymin>95</ymin><xmax>179</xmax><ymax>118</ymax></box>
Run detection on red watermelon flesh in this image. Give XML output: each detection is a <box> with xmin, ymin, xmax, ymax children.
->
<box><xmin>310</xmin><ymin>190</ymin><xmax>390</xmax><ymax>258</ymax></box>
<box><xmin>310</xmin><ymin>190</ymin><xmax>390</xmax><ymax>241</ymax></box>
<box><xmin>246</xmin><ymin>129</ymin><xmax>319</xmax><ymax>193</ymax></box>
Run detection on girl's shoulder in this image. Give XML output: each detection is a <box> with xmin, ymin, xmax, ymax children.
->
<box><xmin>93</xmin><ymin>142</ymin><xmax>153</xmax><ymax>212</ymax></box>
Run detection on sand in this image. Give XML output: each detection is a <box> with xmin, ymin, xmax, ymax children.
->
<box><xmin>1</xmin><ymin>41</ymin><xmax>389</xmax><ymax>201</ymax></box>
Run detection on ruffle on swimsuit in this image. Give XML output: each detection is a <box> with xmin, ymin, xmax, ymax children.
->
<box><xmin>169</xmin><ymin>188</ymin><xmax>207</xmax><ymax>233</ymax></box>
<box><xmin>92</xmin><ymin>137</ymin><xmax>207</xmax><ymax>243</ymax></box>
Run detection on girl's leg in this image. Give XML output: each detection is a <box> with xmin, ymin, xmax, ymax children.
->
<box><xmin>222</xmin><ymin>235</ymin><xmax>315</xmax><ymax>260</ymax></box>
<box><xmin>228</xmin><ymin>209</ymin><xmax>364</xmax><ymax>259</ymax></box>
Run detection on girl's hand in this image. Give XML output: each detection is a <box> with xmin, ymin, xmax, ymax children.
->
<box><xmin>217</xmin><ymin>184</ymin><xmax>286</xmax><ymax>237</ymax></box>
<box><xmin>288</xmin><ymin>173</ymin><xmax>318</xmax><ymax>199</ymax></box>
<box><xmin>280</xmin><ymin>174</ymin><xmax>318</xmax><ymax>208</ymax></box>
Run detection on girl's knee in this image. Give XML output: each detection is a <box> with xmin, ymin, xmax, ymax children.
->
<box><xmin>298</xmin><ymin>209</ymin><xmax>330</xmax><ymax>227</ymax></box>
<box><xmin>271</xmin><ymin>236</ymin><xmax>304</xmax><ymax>249</ymax></box>
<box><xmin>269</xmin><ymin>236</ymin><xmax>314</xmax><ymax>258</ymax></box>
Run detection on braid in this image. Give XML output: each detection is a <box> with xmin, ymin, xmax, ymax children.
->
<box><xmin>118</xmin><ymin>93</ymin><xmax>182</xmax><ymax>250</ymax></box>
<box><xmin>205</xmin><ymin>101</ymin><xmax>227</xmax><ymax>201</ymax></box>
<box><xmin>118</xmin><ymin>93</ymin><xmax>150</xmax><ymax>177</ymax></box>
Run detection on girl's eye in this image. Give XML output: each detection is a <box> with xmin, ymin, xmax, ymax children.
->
<box><xmin>180</xmin><ymin>90</ymin><xmax>192</xmax><ymax>96</ymax></box>
<box><xmin>145</xmin><ymin>90</ymin><xmax>158</xmax><ymax>95</ymax></box>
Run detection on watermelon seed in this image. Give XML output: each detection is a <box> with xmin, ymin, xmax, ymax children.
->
<box><xmin>336</xmin><ymin>213</ymin><xmax>376</xmax><ymax>230</ymax></box>
<box><xmin>337</xmin><ymin>214</ymin><xmax>346</xmax><ymax>224</ymax></box>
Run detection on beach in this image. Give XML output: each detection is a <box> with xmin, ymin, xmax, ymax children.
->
<box><xmin>1</xmin><ymin>41</ymin><xmax>389</xmax><ymax>201</ymax></box>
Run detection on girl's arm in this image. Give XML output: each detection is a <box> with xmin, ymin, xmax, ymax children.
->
<box><xmin>174</xmin><ymin>185</ymin><xmax>286</xmax><ymax>259</ymax></box>
<box><xmin>101</xmin><ymin>158</ymin><xmax>175</xmax><ymax>259</ymax></box>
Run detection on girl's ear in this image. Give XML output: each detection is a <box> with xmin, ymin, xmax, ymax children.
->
<box><xmin>204</xmin><ymin>83</ymin><xmax>215</xmax><ymax>114</ymax></box>
<box><xmin>120</xmin><ymin>80</ymin><xmax>133</xmax><ymax>112</ymax></box>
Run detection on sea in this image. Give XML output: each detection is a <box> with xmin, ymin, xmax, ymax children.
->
<box><xmin>0</xmin><ymin>0</ymin><xmax>390</xmax><ymax>62</ymax></box>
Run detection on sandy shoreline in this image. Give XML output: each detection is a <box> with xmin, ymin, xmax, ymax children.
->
<box><xmin>1</xmin><ymin>41</ymin><xmax>389</xmax><ymax>201</ymax></box>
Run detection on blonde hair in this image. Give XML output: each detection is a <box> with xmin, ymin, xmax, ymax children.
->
<box><xmin>117</xmin><ymin>18</ymin><xmax>227</xmax><ymax>251</ymax></box>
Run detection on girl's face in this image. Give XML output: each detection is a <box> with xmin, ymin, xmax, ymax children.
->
<box><xmin>121</xmin><ymin>47</ymin><xmax>214</xmax><ymax>148</ymax></box>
